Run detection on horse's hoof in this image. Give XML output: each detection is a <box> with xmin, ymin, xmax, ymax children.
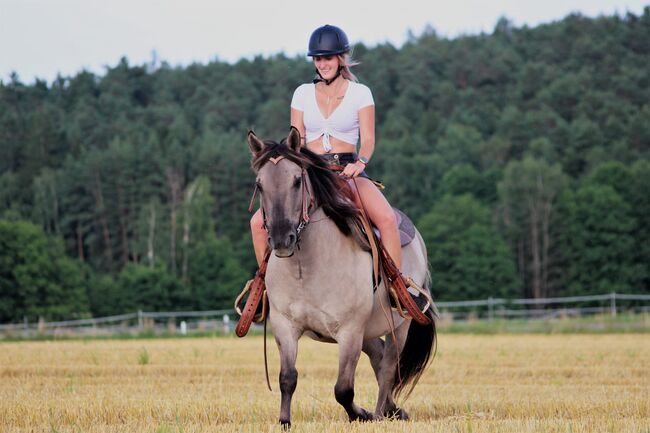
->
<box><xmin>350</xmin><ymin>408</ymin><xmax>374</xmax><ymax>422</ymax></box>
<box><xmin>279</xmin><ymin>419</ymin><xmax>291</xmax><ymax>430</ymax></box>
<box><xmin>384</xmin><ymin>407</ymin><xmax>409</xmax><ymax>420</ymax></box>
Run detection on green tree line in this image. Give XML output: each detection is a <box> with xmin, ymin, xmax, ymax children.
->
<box><xmin>1</xmin><ymin>10</ymin><xmax>649</xmax><ymax>322</ymax></box>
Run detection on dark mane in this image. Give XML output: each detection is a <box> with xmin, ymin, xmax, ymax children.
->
<box><xmin>252</xmin><ymin>140</ymin><xmax>360</xmax><ymax>236</ymax></box>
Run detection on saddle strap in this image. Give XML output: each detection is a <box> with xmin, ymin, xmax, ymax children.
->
<box><xmin>235</xmin><ymin>249</ymin><xmax>271</xmax><ymax>338</ymax></box>
<box><xmin>356</xmin><ymin>204</ymin><xmax>381</xmax><ymax>291</ymax></box>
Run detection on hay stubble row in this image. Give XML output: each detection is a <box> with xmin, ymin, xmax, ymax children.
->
<box><xmin>1</xmin><ymin>334</ymin><xmax>648</xmax><ymax>432</ymax></box>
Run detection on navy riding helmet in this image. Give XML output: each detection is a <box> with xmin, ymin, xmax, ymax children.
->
<box><xmin>308</xmin><ymin>25</ymin><xmax>350</xmax><ymax>57</ymax></box>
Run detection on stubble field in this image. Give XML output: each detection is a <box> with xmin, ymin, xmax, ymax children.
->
<box><xmin>1</xmin><ymin>334</ymin><xmax>649</xmax><ymax>433</ymax></box>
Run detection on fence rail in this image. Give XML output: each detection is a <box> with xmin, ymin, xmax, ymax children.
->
<box><xmin>1</xmin><ymin>292</ymin><xmax>648</xmax><ymax>337</ymax></box>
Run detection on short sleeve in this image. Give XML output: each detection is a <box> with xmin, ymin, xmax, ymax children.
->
<box><xmin>290</xmin><ymin>84</ymin><xmax>305</xmax><ymax>111</ymax></box>
<box><xmin>357</xmin><ymin>84</ymin><xmax>375</xmax><ymax>109</ymax></box>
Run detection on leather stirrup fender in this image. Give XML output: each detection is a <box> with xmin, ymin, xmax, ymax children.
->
<box><xmin>379</xmin><ymin>244</ymin><xmax>432</xmax><ymax>325</ymax></box>
<box><xmin>235</xmin><ymin>249</ymin><xmax>271</xmax><ymax>337</ymax></box>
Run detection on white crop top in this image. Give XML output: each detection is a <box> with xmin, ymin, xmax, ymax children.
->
<box><xmin>290</xmin><ymin>81</ymin><xmax>374</xmax><ymax>151</ymax></box>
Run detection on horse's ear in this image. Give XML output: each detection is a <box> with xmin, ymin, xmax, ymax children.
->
<box><xmin>287</xmin><ymin>126</ymin><xmax>301</xmax><ymax>152</ymax></box>
<box><xmin>247</xmin><ymin>130</ymin><xmax>265</xmax><ymax>155</ymax></box>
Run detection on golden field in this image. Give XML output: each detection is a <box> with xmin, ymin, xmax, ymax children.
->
<box><xmin>1</xmin><ymin>334</ymin><xmax>649</xmax><ymax>433</ymax></box>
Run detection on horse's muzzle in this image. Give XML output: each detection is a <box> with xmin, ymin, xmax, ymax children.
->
<box><xmin>274</xmin><ymin>248</ymin><xmax>295</xmax><ymax>258</ymax></box>
<box><xmin>268</xmin><ymin>231</ymin><xmax>297</xmax><ymax>258</ymax></box>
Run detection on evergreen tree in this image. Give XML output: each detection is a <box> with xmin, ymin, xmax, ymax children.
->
<box><xmin>498</xmin><ymin>157</ymin><xmax>567</xmax><ymax>298</ymax></box>
<box><xmin>1</xmin><ymin>10</ymin><xmax>650</xmax><ymax>316</ymax></box>
<box><xmin>0</xmin><ymin>220</ymin><xmax>89</xmax><ymax>322</ymax></box>
<box><xmin>418</xmin><ymin>194</ymin><xmax>519</xmax><ymax>300</ymax></box>
<box><xmin>560</xmin><ymin>185</ymin><xmax>638</xmax><ymax>294</ymax></box>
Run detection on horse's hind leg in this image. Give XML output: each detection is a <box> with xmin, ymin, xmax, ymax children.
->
<box><xmin>375</xmin><ymin>322</ymin><xmax>410</xmax><ymax>420</ymax></box>
<box><xmin>362</xmin><ymin>338</ymin><xmax>384</xmax><ymax>383</ymax></box>
<box><xmin>362</xmin><ymin>338</ymin><xmax>385</xmax><ymax>419</ymax></box>
<box><xmin>335</xmin><ymin>333</ymin><xmax>374</xmax><ymax>422</ymax></box>
<box><xmin>272</xmin><ymin>314</ymin><xmax>301</xmax><ymax>429</ymax></box>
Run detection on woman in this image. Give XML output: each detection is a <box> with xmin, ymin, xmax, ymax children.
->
<box><xmin>250</xmin><ymin>24</ymin><xmax>403</xmax><ymax>274</ymax></box>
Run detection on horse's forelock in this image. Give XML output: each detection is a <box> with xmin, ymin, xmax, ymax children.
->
<box><xmin>252</xmin><ymin>141</ymin><xmax>313</xmax><ymax>172</ymax></box>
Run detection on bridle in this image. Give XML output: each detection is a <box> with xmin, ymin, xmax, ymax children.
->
<box><xmin>248</xmin><ymin>155</ymin><xmax>315</xmax><ymax>241</ymax></box>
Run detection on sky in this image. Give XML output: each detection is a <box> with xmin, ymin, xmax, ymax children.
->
<box><xmin>0</xmin><ymin>0</ymin><xmax>647</xmax><ymax>84</ymax></box>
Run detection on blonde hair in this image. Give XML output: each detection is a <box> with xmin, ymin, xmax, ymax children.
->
<box><xmin>337</xmin><ymin>52</ymin><xmax>360</xmax><ymax>82</ymax></box>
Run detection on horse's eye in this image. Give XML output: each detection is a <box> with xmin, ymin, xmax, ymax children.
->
<box><xmin>256</xmin><ymin>181</ymin><xmax>263</xmax><ymax>193</ymax></box>
<box><xmin>293</xmin><ymin>177</ymin><xmax>301</xmax><ymax>189</ymax></box>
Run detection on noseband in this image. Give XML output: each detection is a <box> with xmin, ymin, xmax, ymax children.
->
<box><xmin>248</xmin><ymin>155</ymin><xmax>315</xmax><ymax>240</ymax></box>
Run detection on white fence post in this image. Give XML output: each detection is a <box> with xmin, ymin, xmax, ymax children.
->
<box><xmin>137</xmin><ymin>310</ymin><xmax>143</xmax><ymax>330</ymax></box>
<box><xmin>610</xmin><ymin>292</ymin><xmax>617</xmax><ymax>317</ymax></box>
<box><xmin>180</xmin><ymin>321</ymin><xmax>187</xmax><ymax>335</ymax></box>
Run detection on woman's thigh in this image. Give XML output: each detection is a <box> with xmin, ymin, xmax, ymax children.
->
<box><xmin>348</xmin><ymin>178</ymin><xmax>396</xmax><ymax>227</ymax></box>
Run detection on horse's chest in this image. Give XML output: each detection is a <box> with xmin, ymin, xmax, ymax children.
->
<box><xmin>266</xmin><ymin>257</ymin><xmax>372</xmax><ymax>336</ymax></box>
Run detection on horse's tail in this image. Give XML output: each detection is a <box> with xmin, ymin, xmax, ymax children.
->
<box><xmin>393</xmin><ymin>275</ymin><xmax>437</xmax><ymax>401</ymax></box>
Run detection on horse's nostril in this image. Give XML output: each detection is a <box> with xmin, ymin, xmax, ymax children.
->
<box><xmin>288</xmin><ymin>233</ymin><xmax>296</xmax><ymax>246</ymax></box>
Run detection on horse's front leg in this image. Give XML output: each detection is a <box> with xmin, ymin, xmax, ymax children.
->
<box><xmin>335</xmin><ymin>332</ymin><xmax>374</xmax><ymax>422</ymax></box>
<box><xmin>272</xmin><ymin>313</ymin><xmax>301</xmax><ymax>429</ymax></box>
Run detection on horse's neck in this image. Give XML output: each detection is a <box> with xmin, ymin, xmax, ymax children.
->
<box><xmin>299</xmin><ymin>207</ymin><xmax>354</xmax><ymax>257</ymax></box>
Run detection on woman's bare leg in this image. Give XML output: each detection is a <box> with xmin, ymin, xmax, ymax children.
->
<box><xmin>348</xmin><ymin>178</ymin><xmax>401</xmax><ymax>269</ymax></box>
<box><xmin>250</xmin><ymin>208</ymin><xmax>268</xmax><ymax>267</ymax></box>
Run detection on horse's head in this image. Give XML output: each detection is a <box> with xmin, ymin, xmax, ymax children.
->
<box><xmin>248</xmin><ymin>127</ymin><xmax>312</xmax><ymax>258</ymax></box>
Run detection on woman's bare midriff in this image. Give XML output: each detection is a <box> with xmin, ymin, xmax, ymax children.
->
<box><xmin>306</xmin><ymin>136</ymin><xmax>356</xmax><ymax>155</ymax></box>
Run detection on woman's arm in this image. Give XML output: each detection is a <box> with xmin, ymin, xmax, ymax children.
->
<box><xmin>290</xmin><ymin>108</ymin><xmax>306</xmax><ymax>146</ymax></box>
<box><xmin>342</xmin><ymin>105</ymin><xmax>375</xmax><ymax>178</ymax></box>
<box><xmin>358</xmin><ymin>105</ymin><xmax>375</xmax><ymax>162</ymax></box>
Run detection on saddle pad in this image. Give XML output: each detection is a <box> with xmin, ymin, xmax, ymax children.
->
<box><xmin>373</xmin><ymin>208</ymin><xmax>416</xmax><ymax>247</ymax></box>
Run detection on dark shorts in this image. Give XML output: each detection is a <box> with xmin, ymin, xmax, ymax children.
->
<box><xmin>320</xmin><ymin>152</ymin><xmax>370</xmax><ymax>179</ymax></box>
<box><xmin>320</xmin><ymin>152</ymin><xmax>384</xmax><ymax>188</ymax></box>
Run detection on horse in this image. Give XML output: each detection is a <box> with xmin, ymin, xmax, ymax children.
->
<box><xmin>247</xmin><ymin>127</ymin><xmax>437</xmax><ymax>427</ymax></box>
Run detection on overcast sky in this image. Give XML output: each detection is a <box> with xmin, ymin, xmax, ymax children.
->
<box><xmin>0</xmin><ymin>0</ymin><xmax>647</xmax><ymax>84</ymax></box>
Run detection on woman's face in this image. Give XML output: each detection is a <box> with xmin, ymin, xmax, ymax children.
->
<box><xmin>313</xmin><ymin>55</ymin><xmax>340</xmax><ymax>81</ymax></box>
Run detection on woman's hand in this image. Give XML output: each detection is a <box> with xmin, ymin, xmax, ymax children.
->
<box><xmin>340</xmin><ymin>161</ymin><xmax>366</xmax><ymax>178</ymax></box>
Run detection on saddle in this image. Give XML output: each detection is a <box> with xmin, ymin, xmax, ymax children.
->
<box><xmin>354</xmin><ymin>204</ymin><xmax>433</xmax><ymax>326</ymax></box>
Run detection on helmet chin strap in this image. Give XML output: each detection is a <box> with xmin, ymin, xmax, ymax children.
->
<box><xmin>313</xmin><ymin>66</ymin><xmax>342</xmax><ymax>85</ymax></box>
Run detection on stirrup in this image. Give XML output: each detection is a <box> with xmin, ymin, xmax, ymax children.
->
<box><xmin>387</xmin><ymin>274</ymin><xmax>435</xmax><ymax>325</ymax></box>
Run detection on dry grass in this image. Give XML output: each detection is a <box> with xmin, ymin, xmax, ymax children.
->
<box><xmin>1</xmin><ymin>334</ymin><xmax>649</xmax><ymax>432</ymax></box>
